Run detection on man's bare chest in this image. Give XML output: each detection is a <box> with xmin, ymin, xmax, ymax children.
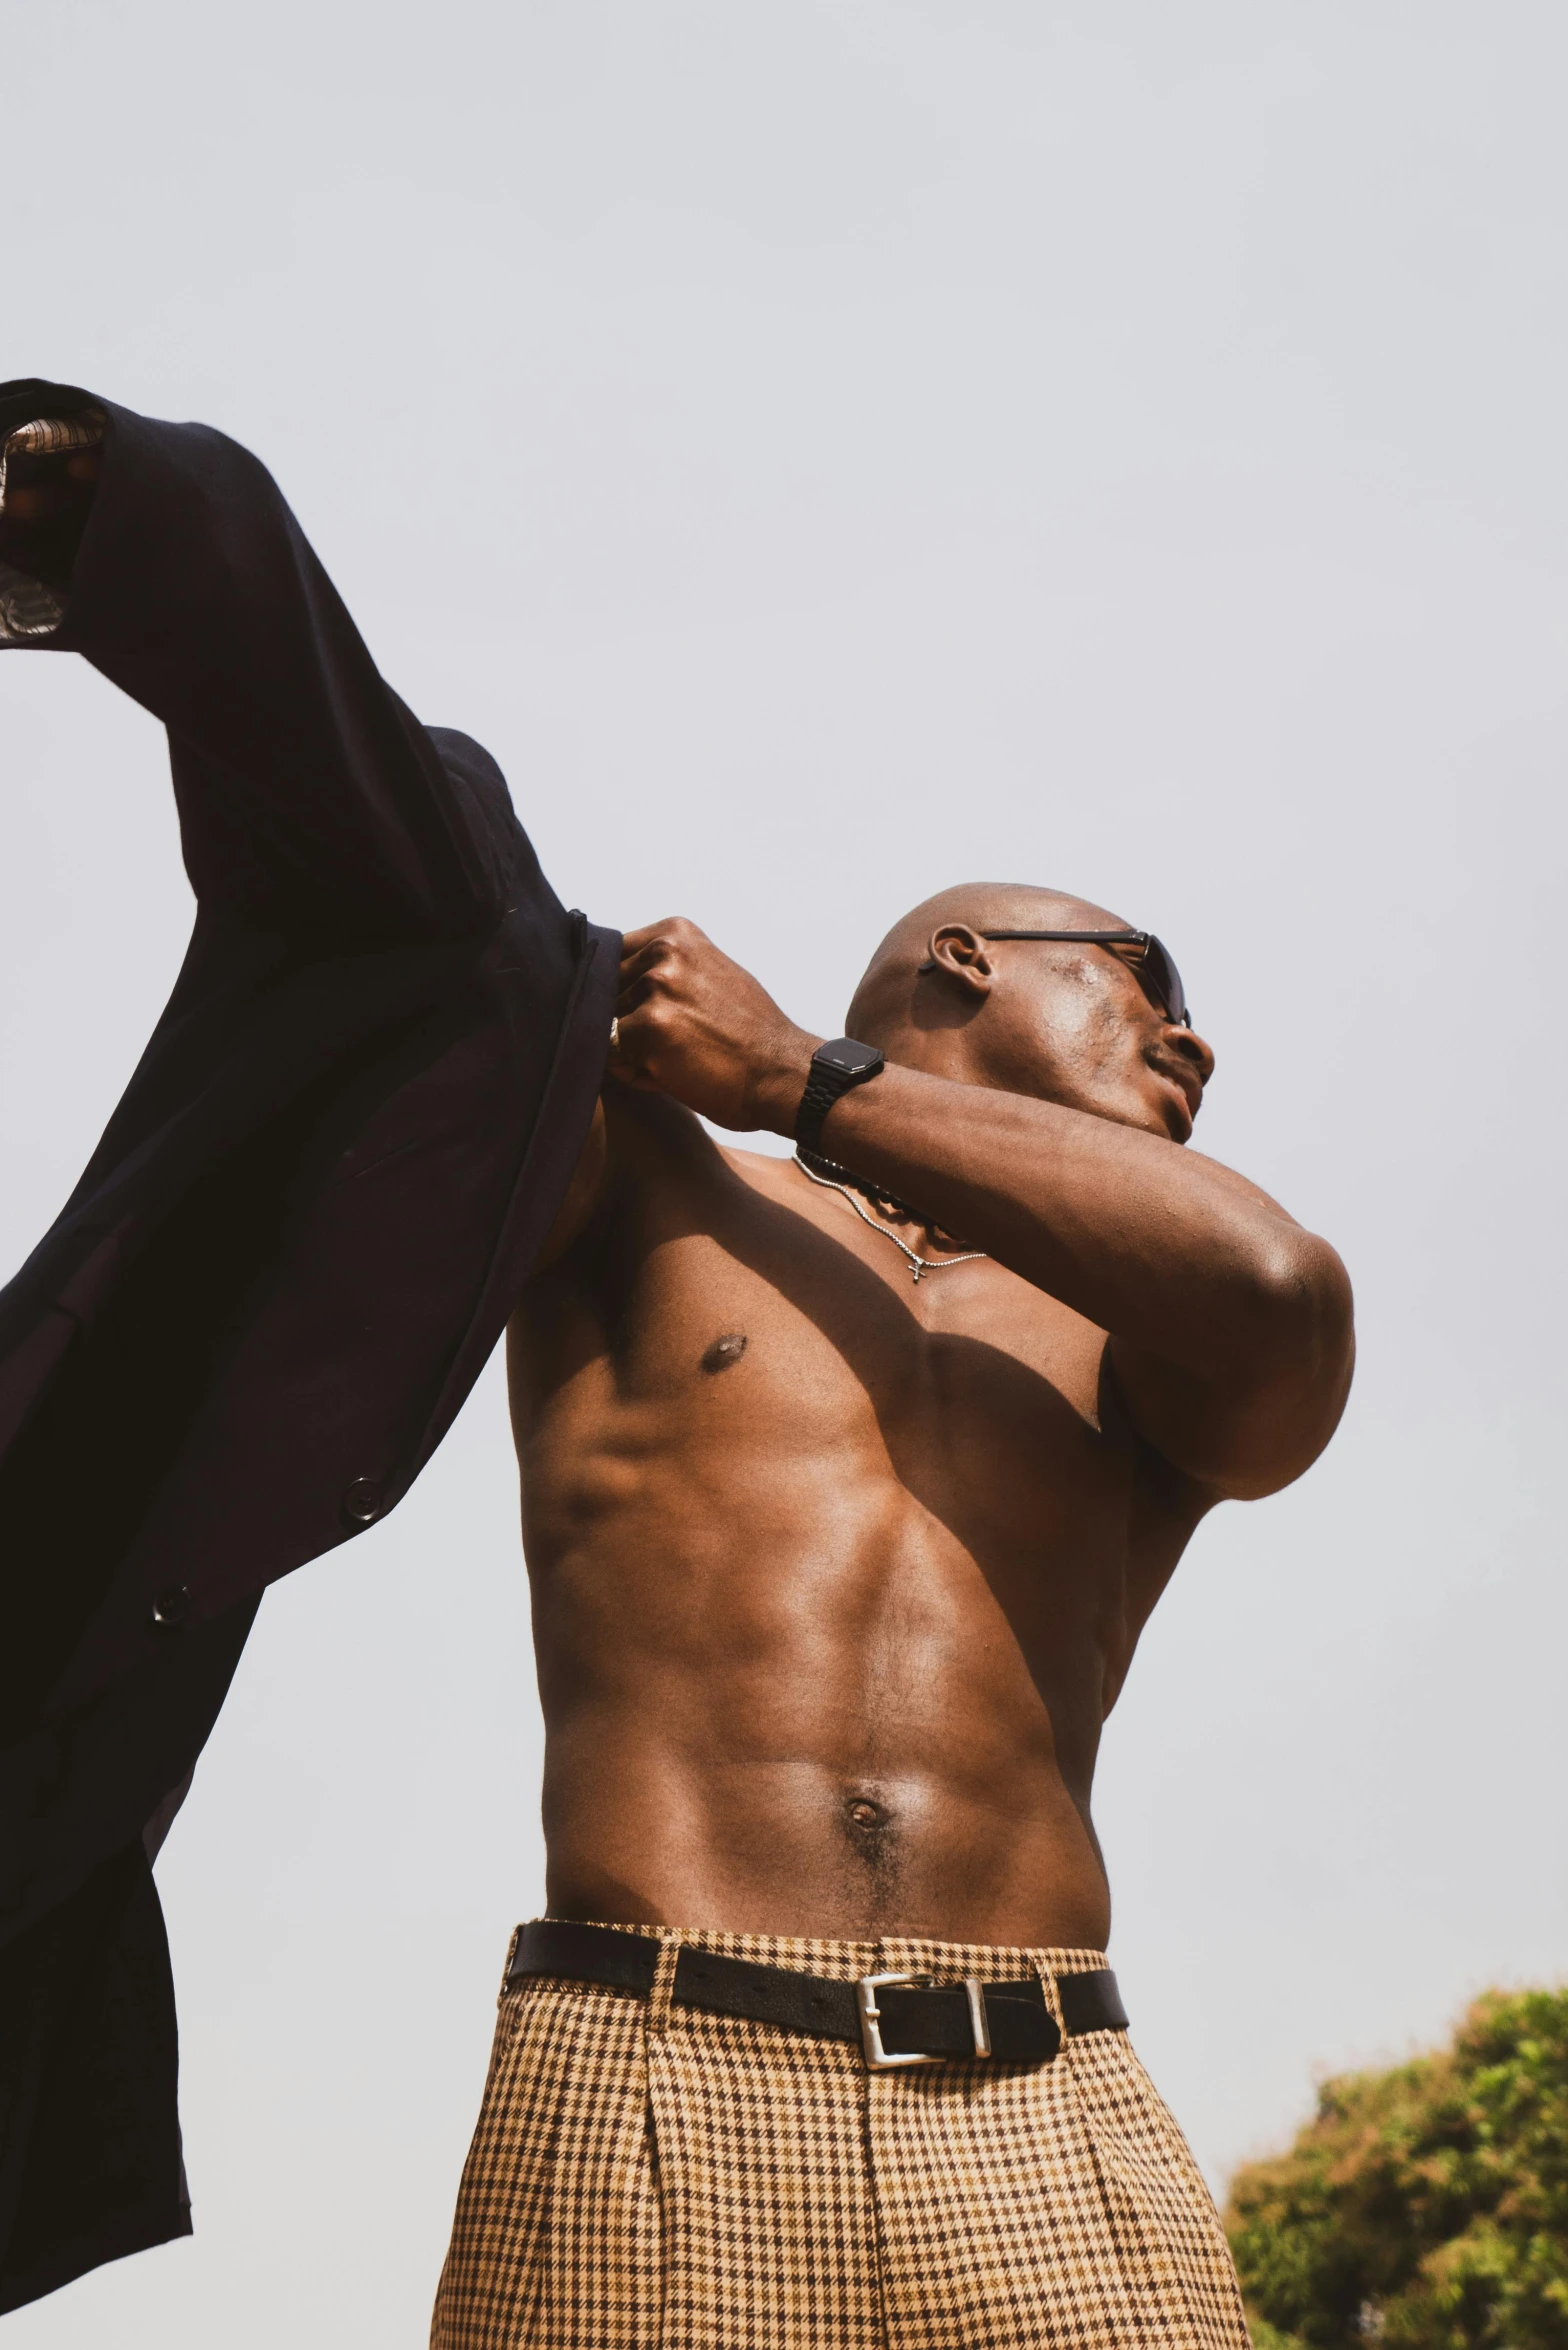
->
<box><xmin>515</xmin><ymin>1140</ymin><xmax>1150</xmax><ymax>1558</ymax></box>
<box><xmin>510</xmin><ymin>1125</ymin><xmax>1208</xmax><ymax>1729</ymax></box>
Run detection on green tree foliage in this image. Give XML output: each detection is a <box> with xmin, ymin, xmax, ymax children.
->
<box><xmin>1224</xmin><ymin>1986</ymin><xmax>1568</xmax><ymax>2349</ymax></box>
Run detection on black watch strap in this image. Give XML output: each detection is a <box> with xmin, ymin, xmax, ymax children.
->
<box><xmin>795</xmin><ymin>1037</ymin><xmax>885</xmax><ymax>1153</ymax></box>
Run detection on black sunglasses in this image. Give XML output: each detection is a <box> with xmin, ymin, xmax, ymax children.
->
<box><xmin>977</xmin><ymin>930</ymin><xmax>1191</xmax><ymax>1027</ymax></box>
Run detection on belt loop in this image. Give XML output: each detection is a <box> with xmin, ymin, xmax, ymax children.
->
<box><xmin>963</xmin><ymin>1976</ymin><xmax>993</xmax><ymax>2058</ymax></box>
<box><xmin>644</xmin><ymin>1932</ymin><xmax>681</xmax><ymax>2040</ymax></box>
<box><xmin>1036</xmin><ymin>1955</ymin><xmax>1066</xmax><ymax>2040</ymax></box>
<box><xmin>499</xmin><ymin>1924</ymin><xmax>524</xmax><ymax>2004</ymax></box>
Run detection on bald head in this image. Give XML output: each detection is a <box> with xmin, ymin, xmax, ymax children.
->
<box><xmin>838</xmin><ymin>878</ymin><xmax>1212</xmax><ymax>1141</ymax></box>
<box><xmin>845</xmin><ymin>882</ymin><xmax>1126</xmax><ymax>1046</ymax></box>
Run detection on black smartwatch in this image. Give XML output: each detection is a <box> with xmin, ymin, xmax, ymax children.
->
<box><xmin>795</xmin><ymin>1036</ymin><xmax>885</xmax><ymax>1153</ymax></box>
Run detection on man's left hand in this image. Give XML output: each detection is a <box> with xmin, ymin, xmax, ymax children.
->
<box><xmin>0</xmin><ymin>445</ymin><xmax>102</xmax><ymax>588</ymax></box>
<box><xmin>610</xmin><ymin>917</ymin><xmax>819</xmax><ymax>1134</ymax></box>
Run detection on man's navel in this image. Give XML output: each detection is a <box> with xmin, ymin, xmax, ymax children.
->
<box><xmin>839</xmin><ymin>1786</ymin><xmax>900</xmax><ymax>1899</ymax></box>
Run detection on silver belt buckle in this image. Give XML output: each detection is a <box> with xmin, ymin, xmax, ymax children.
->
<box><xmin>856</xmin><ymin>1970</ymin><xmax>943</xmax><ymax>2070</ymax></box>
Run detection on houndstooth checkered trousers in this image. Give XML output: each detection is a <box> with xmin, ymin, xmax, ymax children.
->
<box><xmin>430</xmin><ymin>1920</ymin><xmax>1251</xmax><ymax>2349</ymax></box>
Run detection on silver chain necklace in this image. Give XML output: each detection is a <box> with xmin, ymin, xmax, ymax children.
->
<box><xmin>793</xmin><ymin>1150</ymin><xmax>988</xmax><ymax>1284</ymax></box>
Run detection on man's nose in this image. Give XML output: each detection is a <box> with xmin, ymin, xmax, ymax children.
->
<box><xmin>1171</xmin><ymin>1022</ymin><xmax>1216</xmax><ymax>1086</ymax></box>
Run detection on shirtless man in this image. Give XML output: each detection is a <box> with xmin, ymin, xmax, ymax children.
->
<box><xmin>433</xmin><ymin>899</ymin><xmax>1353</xmax><ymax>2348</ymax></box>
<box><xmin>0</xmin><ymin>373</ymin><xmax>1348</xmax><ymax>2344</ymax></box>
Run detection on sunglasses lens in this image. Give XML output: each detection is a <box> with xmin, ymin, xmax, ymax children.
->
<box><xmin>1141</xmin><ymin>936</ymin><xmax>1188</xmax><ymax>1026</ymax></box>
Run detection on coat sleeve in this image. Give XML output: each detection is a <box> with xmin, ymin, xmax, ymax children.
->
<box><xmin>0</xmin><ymin>385</ymin><xmax>618</xmax><ymax>2319</ymax></box>
<box><xmin>0</xmin><ymin>378</ymin><xmax>520</xmax><ymax>942</ymax></box>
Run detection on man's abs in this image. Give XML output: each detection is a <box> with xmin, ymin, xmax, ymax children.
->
<box><xmin>505</xmin><ymin>1102</ymin><xmax>1203</xmax><ymax>1948</ymax></box>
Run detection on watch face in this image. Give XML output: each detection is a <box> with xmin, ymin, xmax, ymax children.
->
<box><xmin>818</xmin><ymin>1037</ymin><xmax>882</xmax><ymax>1075</ymax></box>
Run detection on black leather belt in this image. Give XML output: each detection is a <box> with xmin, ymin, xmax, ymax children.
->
<box><xmin>508</xmin><ymin>1919</ymin><xmax>1128</xmax><ymax>2070</ymax></box>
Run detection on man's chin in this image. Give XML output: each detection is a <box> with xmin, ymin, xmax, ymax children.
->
<box><xmin>1155</xmin><ymin>1082</ymin><xmax>1195</xmax><ymax>1144</ymax></box>
<box><xmin>1023</xmin><ymin>1070</ymin><xmax>1189</xmax><ymax>1142</ymax></box>
<box><xmin>1079</xmin><ymin>1092</ymin><xmax>1185</xmax><ymax>1143</ymax></box>
<box><xmin>1118</xmin><ymin>1075</ymin><xmax>1193</xmax><ymax>1144</ymax></box>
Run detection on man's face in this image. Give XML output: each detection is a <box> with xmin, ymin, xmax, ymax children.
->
<box><xmin>955</xmin><ymin>915</ymin><xmax>1216</xmax><ymax>1143</ymax></box>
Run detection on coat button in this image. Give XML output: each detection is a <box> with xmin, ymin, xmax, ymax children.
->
<box><xmin>341</xmin><ymin>1478</ymin><xmax>383</xmax><ymax>1528</ymax></box>
<box><xmin>151</xmin><ymin>1584</ymin><xmax>189</xmax><ymax>1629</ymax></box>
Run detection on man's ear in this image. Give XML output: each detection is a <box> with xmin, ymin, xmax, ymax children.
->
<box><xmin>917</xmin><ymin>924</ymin><xmax>995</xmax><ymax>997</ymax></box>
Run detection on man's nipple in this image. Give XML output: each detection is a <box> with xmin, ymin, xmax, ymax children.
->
<box><xmin>700</xmin><ymin>1332</ymin><xmax>748</xmax><ymax>1374</ymax></box>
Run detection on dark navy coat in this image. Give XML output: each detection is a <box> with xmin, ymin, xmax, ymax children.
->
<box><xmin>0</xmin><ymin>383</ymin><xmax>617</xmax><ymax>2311</ymax></box>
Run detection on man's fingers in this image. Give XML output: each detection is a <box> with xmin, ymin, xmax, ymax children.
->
<box><xmin>616</xmin><ymin>928</ymin><xmax>675</xmax><ymax>980</ymax></box>
<box><xmin>2</xmin><ymin>484</ymin><xmax>66</xmax><ymax>522</ymax></box>
<box><xmin>0</xmin><ymin>453</ymin><xmax>101</xmax><ymax>531</ymax></box>
<box><xmin>616</xmin><ymin>928</ymin><xmax>694</xmax><ymax>979</ymax></box>
<box><xmin>619</xmin><ymin>915</ymin><xmax>707</xmax><ymax>959</ymax></box>
<box><xmin>616</xmin><ymin>939</ymin><xmax>672</xmax><ymax>992</ymax></box>
<box><xmin>603</xmin><ymin>1060</ymin><xmax>664</xmax><ymax>1094</ymax></box>
<box><xmin>616</xmin><ymin>915</ymin><xmax>716</xmax><ymax>1002</ymax></box>
<box><xmin>615</xmin><ymin>965</ymin><xmax>666</xmax><ymax>1016</ymax></box>
<box><xmin>604</xmin><ymin>1008</ymin><xmax>670</xmax><ymax>1094</ymax></box>
<box><xmin>615</xmin><ymin>928</ymin><xmax>706</xmax><ymax>1013</ymax></box>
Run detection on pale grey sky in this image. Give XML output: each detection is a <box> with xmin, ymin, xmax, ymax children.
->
<box><xmin>4</xmin><ymin>2</ymin><xmax>1566</xmax><ymax>2341</ymax></box>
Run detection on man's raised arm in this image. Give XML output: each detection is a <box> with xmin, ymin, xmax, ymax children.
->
<box><xmin>0</xmin><ymin>386</ymin><xmax>618</xmax><ymax>2318</ymax></box>
<box><xmin>0</xmin><ymin>378</ymin><xmax>520</xmax><ymax>941</ymax></box>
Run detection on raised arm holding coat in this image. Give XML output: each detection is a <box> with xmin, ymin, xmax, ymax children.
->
<box><xmin>0</xmin><ymin>381</ymin><xmax>617</xmax><ymax>2312</ymax></box>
